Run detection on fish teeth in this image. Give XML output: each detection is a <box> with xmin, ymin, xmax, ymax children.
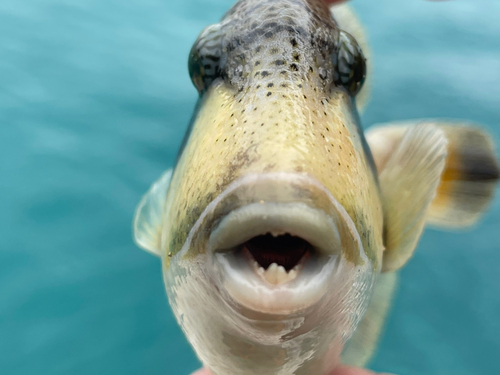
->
<box><xmin>267</xmin><ymin>263</ymin><xmax>278</xmax><ymax>284</ymax></box>
<box><xmin>260</xmin><ymin>262</ymin><xmax>299</xmax><ymax>285</ymax></box>
<box><xmin>243</xmin><ymin>246</ymin><xmax>301</xmax><ymax>284</ymax></box>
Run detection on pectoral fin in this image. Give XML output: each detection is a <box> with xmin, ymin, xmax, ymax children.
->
<box><xmin>370</xmin><ymin>123</ymin><xmax>448</xmax><ymax>272</ymax></box>
<box><xmin>133</xmin><ymin>169</ymin><xmax>173</xmax><ymax>257</ymax></box>
<box><xmin>367</xmin><ymin>121</ymin><xmax>500</xmax><ymax>229</ymax></box>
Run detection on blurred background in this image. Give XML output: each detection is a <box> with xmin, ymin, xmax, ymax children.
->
<box><xmin>1</xmin><ymin>0</ymin><xmax>499</xmax><ymax>374</ymax></box>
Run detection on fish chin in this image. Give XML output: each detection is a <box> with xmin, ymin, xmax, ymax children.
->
<box><xmin>165</xmin><ymin>173</ymin><xmax>375</xmax><ymax>375</ymax></box>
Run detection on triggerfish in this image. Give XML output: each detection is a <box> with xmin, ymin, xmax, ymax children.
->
<box><xmin>133</xmin><ymin>1</ymin><xmax>500</xmax><ymax>374</ymax></box>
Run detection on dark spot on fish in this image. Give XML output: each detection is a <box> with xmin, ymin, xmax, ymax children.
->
<box><xmin>261</xmin><ymin>71</ymin><xmax>270</xmax><ymax>77</ymax></box>
<box><xmin>290</xmin><ymin>63</ymin><xmax>298</xmax><ymax>71</ymax></box>
<box><xmin>290</xmin><ymin>38</ymin><xmax>298</xmax><ymax>47</ymax></box>
<box><xmin>267</xmin><ymin>92</ymin><xmax>272</xmax><ymax>96</ymax></box>
<box><xmin>267</xmin><ymin>83</ymin><xmax>274</xmax><ymax>88</ymax></box>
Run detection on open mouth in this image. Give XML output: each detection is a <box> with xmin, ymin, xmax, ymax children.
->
<box><xmin>241</xmin><ymin>233</ymin><xmax>312</xmax><ymax>285</ymax></box>
<box><xmin>208</xmin><ymin>201</ymin><xmax>343</xmax><ymax>314</ymax></box>
<box><xmin>246</xmin><ymin>233</ymin><xmax>310</xmax><ymax>271</ymax></box>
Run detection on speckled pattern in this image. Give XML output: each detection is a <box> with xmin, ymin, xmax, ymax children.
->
<box><xmin>165</xmin><ymin>0</ymin><xmax>383</xmax><ymax>267</ymax></box>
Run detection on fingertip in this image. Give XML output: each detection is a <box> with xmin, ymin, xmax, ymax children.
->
<box><xmin>331</xmin><ymin>365</ymin><xmax>399</xmax><ymax>375</ymax></box>
<box><xmin>191</xmin><ymin>369</ymin><xmax>212</xmax><ymax>375</ymax></box>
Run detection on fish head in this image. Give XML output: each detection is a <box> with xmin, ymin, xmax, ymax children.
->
<box><xmin>140</xmin><ymin>1</ymin><xmax>385</xmax><ymax>374</ymax></box>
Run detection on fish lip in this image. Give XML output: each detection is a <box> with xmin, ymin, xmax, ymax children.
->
<box><xmin>208</xmin><ymin>202</ymin><xmax>342</xmax><ymax>314</ymax></box>
<box><xmin>178</xmin><ymin>172</ymin><xmax>365</xmax><ymax>315</ymax></box>
<box><xmin>207</xmin><ymin>202</ymin><xmax>342</xmax><ymax>257</ymax></box>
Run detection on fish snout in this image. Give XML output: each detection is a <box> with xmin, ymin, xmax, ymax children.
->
<box><xmin>188</xmin><ymin>172</ymin><xmax>370</xmax><ymax>315</ymax></box>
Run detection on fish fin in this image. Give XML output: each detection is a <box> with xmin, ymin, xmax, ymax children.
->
<box><xmin>375</xmin><ymin>123</ymin><xmax>448</xmax><ymax>272</ymax></box>
<box><xmin>133</xmin><ymin>169</ymin><xmax>173</xmax><ymax>257</ymax></box>
<box><xmin>330</xmin><ymin>3</ymin><xmax>371</xmax><ymax>112</ymax></box>
<box><xmin>342</xmin><ymin>272</ymin><xmax>398</xmax><ymax>367</ymax></box>
<box><xmin>367</xmin><ymin>121</ymin><xmax>500</xmax><ymax>230</ymax></box>
<box><xmin>427</xmin><ymin>125</ymin><xmax>500</xmax><ymax>228</ymax></box>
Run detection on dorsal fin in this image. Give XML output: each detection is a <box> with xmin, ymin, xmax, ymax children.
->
<box><xmin>133</xmin><ymin>169</ymin><xmax>173</xmax><ymax>257</ymax></box>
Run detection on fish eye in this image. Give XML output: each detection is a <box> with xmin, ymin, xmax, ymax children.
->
<box><xmin>188</xmin><ymin>24</ymin><xmax>223</xmax><ymax>94</ymax></box>
<box><xmin>332</xmin><ymin>30</ymin><xmax>366</xmax><ymax>97</ymax></box>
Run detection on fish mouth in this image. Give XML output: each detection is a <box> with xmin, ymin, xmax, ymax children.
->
<box><xmin>244</xmin><ymin>233</ymin><xmax>310</xmax><ymax>274</ymax></box>
<box><xmin>208</xmin><ymin>200</ymin><xmax>344</xmax><ymax>315</ymax></box>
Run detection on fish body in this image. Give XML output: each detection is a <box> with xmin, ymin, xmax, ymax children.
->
<box><xmin>133</xmin><ymin>1</ymin><xmax>500</xmax><ymax>374</ymax></box>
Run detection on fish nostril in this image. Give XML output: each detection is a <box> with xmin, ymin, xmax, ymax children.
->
<box><xmin>243</xmin><ymin>233</ymin><xmax>311</xmax><ymax>271</ymax></box>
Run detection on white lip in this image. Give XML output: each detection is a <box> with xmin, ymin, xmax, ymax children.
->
<box><xmin>208</xmin><ymin>202</ymin><xmax>343</xmax><ymax>315</ymax></box>
<box><xmin>215</xmin><ymin>250</ymin><xmax>340</xmax><ymax>315</ymax></box>
<box><xmin>208</xmin><ymin>202</ymin><xmax>342</xmax><ymax>255</ymax></box>
<box><xmin>173</xmin><ymin>172</ymin><xmax>365</xmax><ymax>316</ymax></box>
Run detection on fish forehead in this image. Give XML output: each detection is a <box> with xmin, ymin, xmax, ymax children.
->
<box><xmin>219</xmin><ymin>0</ymin><xmax>339</xmax><ymax>92</ymax></box>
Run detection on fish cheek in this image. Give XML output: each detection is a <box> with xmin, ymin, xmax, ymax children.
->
<box><xmin>168</xmin><ymin>144</ymin><xmax>262</xmax><ymax>262</ymax></box>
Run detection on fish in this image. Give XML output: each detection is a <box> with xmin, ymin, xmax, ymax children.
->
<box><xmin>132</xmin><ymin>1</ymin><xmax>500</xmax><ymax>374</ymax></box>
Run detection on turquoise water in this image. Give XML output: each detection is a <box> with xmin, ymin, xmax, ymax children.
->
<box><xmin>1</xmin><ymin>0</ymin><xmax>499</xmax><ymax>374</ymax></box>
